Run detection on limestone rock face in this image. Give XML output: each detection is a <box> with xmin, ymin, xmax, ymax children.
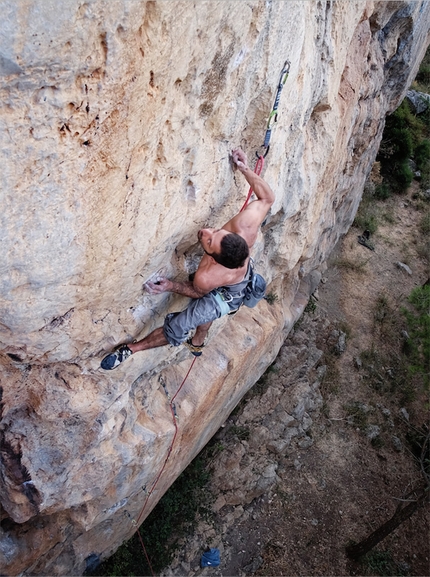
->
<box><xmin>0</xmin><ymin>1</ymin><xmax>429</xmax><ymax>574</ymax></box>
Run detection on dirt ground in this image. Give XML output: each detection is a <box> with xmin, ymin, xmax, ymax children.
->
<box><xmin>164</xmin><ymin>184</ymin><xmax>429</xmax><ymax>577</ymax></box>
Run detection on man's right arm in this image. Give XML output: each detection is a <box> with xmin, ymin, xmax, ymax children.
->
<box><xmin>225</xmin><ymin>148</ymin><xmax>275</xmax><ymax>246</ymax></box>
<box><xmin>237</xmin><ymin>163</ymin><xmax>275</xmax><ymax>207</ymax></box>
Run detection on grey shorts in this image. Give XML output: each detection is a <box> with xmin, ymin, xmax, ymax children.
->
<box><xmin>163</xmin><ymin>290</ymin><xmax>241</xmax><ymax>346</ymax></box>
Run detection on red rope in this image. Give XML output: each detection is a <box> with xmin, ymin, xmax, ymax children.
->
<box><xmin>239</xmin><ymin>154</ymin><xmax>265</xmax><ymax>212</ymax></box>
<box><xmin>133</xmin><ymin>149</ymin><xmax>265</xmax><ymax>571</ymax></box>
<box><xmin>130</xmin><ymin>142</ymin><xmax>267</xmax><ymax>572</ymax></box>
<box><xmin>136</xmin><ymin>529</ymin><xmax>155</xmax><ymax>575</ymax></box>
<box><xmin>132</xmin><ymin>356</ymin><xmax>198</xmax><ymax>575</ymax></box>
<box><xmin>132</xmin><ymin>146</ymin><xmax>266</xmax><ymax>567</ymax></box>
<box><xmin>131</xmin><ymin>146</ymin><xmax>266</xmax><ymax>574</ymax></box>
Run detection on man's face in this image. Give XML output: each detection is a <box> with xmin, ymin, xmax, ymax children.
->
<box><xmin>198</xmin><ymin>228</ymin><xmax>229</xmax><ymax>256</ymax></box>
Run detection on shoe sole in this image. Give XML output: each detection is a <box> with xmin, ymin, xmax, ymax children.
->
<box><xmin>101</xmin><ymin>353</ymin><xmax>122</xmax><ymax>370</ymax></box>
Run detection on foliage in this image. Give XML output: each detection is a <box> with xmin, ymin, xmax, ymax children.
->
<box><xmin>304</xmin><ymin>296</ymin><xmax>317</xmax><ymax>314</ymax></box>
<box><xmin>374</xmin><ymin>183</ymin><xmax>391</xmax><ymax>200</ymax></box>
<box><xmin>377</xmin><ymin>94</ymin><xmax>430</xmax><ymax>193</ymax></box>
<box><xmin>402</xmin><ymin>285</ymin><xmax>430</xmax><ymax>389</ymax></box>
<box><xmin>356</xmin><ymin>284</ymin><xmax>429</xmax><ymax>406</ymax></box>
<box><xmin>414</xmin><ymin>139</ymin><xmax>430</xmax><ymax>171</ymax></box>
<box><xmin>353</xmin><ymin>210</ymin><xmax>378</xmax><ymax>234</ymax></box>
<box><xmin>265</xmin><ymin>291</ymin><xmax>279</xmax><ymax>305</ymax></box>
<box><xmin>412</xmin><ymin>45</ymin><xmax>430</xmax><ymax>93</ymax></box>
<box><xmin>415</xmin><ymin>139</ymin><xmax>430</xmax><ymax>190</ymax></box>
<box><xmin>89</xmin><ymin>450</ymin><xmax>212</xmax><ymax>576</ymax></box>
<box><xmin>384</xmin><ymin>125</ymin><xmax>413</xmax><ymax>159</ymax></box>
<box><xmin>405</xmin><ymin>424</ymin><xmax>430</xmax><ymax>483</ymax></box>
<box><xmin>415</xmin><ymin>62</ymin><xmax>430</xmax><ymax>91</ymax></box>
<box><xmin>344</xmin><ymin>401</ymin><xmax>370</xmax><ymax>429</ymax></box>
<box><xmin>353</xmin><ymin>189</ymin><xmax>379</xmax><ymax>233</ymax></box>
<box><xmin>394</xmin><ymin>160</ymin><xmax>414</xmax><ymax>190</ymax></box>
<box><xmin>228</xmin><ymin>425</ymin><xmax>250</xmax><ymax>441</ymax></box>
<box><xmin>252</xmin><ymin>366</ymin><xmax>275</xmax><ymax>397</ymax></box>
<box><xmin>359</xmin><ymin>310</ymin><xmax>414</xmax><ymax>404</ymax></box>
<box><xmin>419</xmin><ymin>212</ymin><xmax>430</xmax><ymax>236</ymax></box>
<box><xmin>335</xmin><ymin>257</ymin><xmax>369</xmax><ymax>273</ymax></box>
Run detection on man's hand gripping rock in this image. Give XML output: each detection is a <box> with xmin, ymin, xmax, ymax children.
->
<box><xmin>232</xmin><ymin>148</ymin><xmax>249</xmax><ymax>173</ymax></box>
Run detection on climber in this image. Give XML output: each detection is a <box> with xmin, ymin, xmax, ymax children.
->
<box><xmin>100</xmin><ymin>147</ymin><xmax>274</xmax><ymax>370</ymax></box>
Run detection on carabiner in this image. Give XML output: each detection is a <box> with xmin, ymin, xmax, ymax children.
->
<box><xmin>256</xmin><ymin>146</ymin><xmax>270</xmax><ymax>159</ymax></box>
<box><xmin>279</xmin><ymin>60</ymin><xmax>290</xmax><ymax>86</ymax></box>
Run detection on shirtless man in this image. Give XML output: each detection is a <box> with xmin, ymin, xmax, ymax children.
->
<box><xmin>100</xmin><ymin>147</ymin><xmax>274</xmax><ymax>370</ymax></box>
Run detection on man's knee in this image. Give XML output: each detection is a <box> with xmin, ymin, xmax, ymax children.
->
<box><xmin>163</xmin><ymin>313</ymin><xmax>187</xmax><ymax>347</ymax></box>
<box><xmin>163</xmin><ymin>295</ymin><xmax>220</xmax><ymax>347</ymax></box>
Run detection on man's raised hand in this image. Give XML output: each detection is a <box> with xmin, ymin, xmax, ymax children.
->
<box><xmin>232</xmin><ymin>148</ymin><xmax>249</xmax><ymax>172</ymax></box>
<box><xmin>145</xmin><ymin>277</ymin><xmax>172</xmax><ymax>294</ymax></box>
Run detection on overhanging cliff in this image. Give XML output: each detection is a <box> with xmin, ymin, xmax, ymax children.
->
<box><xmin>1</xmin><ymin>1</ymin><xmax>429</xmax><ymax>574</ymax></box>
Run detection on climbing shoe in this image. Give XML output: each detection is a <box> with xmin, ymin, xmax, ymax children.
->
<box><xmin>184</xmin><ymin>338</ymin><xmax>204</xmax><ymax>357</ymax></box>
<box><xmin>100</xmin><ymin>344</ymin><xmax>133</xmax><ymax>370</ymax></box>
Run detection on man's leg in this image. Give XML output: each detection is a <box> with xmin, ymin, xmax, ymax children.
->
<box><xmin>128</xmin><ymin>327</ymin><xmax>168</xmax><ymax>353</ymax></box>
<box><xmin>192</xmin><ymin>321</ymin><xmax>213</xmax><ymax>347</ymax></box>
<box><xmin>129</xmin><ymin>321</ymin><xmax>213</xmax><ymax>353</ymax></box>
<box><xmin>129</xmin><ymin>320</ymin><xmax>214</xmax><ymax>353</ymax></box>
<box><xmin>101</xmin><ymin>321</ymin><xmax>212</xmax><ymax>369</ymax></box>
<box><xmin>101</xmin><ymin>294</ymin><xmax>220</xmax><ymax>369</ymax></box>
<box><xmin>100</xmin><ymin>327</ymin><xmax>169</xmax><ymax>369</ymax></box>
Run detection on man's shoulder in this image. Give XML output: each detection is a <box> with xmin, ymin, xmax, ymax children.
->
<box><xmin>194</xmin><ymin>258</ymin><xmax>240</xmax><ymax>293</ymax></box>
<box><xmin>194</xmin><ymin>259</ymin><xmax>223</xmax><ymax>293</ymax></box>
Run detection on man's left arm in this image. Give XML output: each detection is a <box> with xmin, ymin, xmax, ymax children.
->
<box><xmin>145</xmin><ymin>277</ymin><xmax>211</xmax><ymax>298</ymax></box>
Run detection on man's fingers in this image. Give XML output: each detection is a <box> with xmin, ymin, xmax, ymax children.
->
<box><xmin>232</xmin><ymin>147</ymin><xmax>247</xmax><ymax>167</ymax></box>
<box><xmin>145</xmin><ymin>277</ymin><xmax>171</xmax><ymax>294</ymax></box>
<box><xmin>145</xmin><ymin>281</ymin><xmax>163</xmax><ymax>294</ymax></box>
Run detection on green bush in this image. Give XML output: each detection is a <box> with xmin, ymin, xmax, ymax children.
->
<box><xmin>420</xmin><ymin>213</ymin><xmax>430</xmax><ymax>236</ymax></box>
<box><xmin>388</xmin><ymin>127</ymin><xmax>413</xmax><ymax>160</ymax></box>
<box><xmin>392</xmin><ymin>160</ymin><xmax>414</xmax><ymax>190</ymax></box>
<box><xmin>415</xmin><ymin>63</ymin><xmax>430</xmax><ymax>88</ymax></box>
<box><xmin>414</xmin><ymin>139</ymin><xmax>430</xmax><ymax>171</ymax></box>
<box><xmin>374</xmin><ymin>183</ymin><xmax>391</xmax><ymax>200</ymax></box>
<box><xmin>361</xmin><ymin>550</ymin><xmax>409</xmax><ymax>576</ymax></box>
<box><xmin>378</xmin><ymin>89</ymin><xmax>429</xmax><ymax>192</ymax></box>
<box><xmin>403</xmin><ymin>284</ymin><xmax>430</xmax><ymax>389</ymax></box>
<box><xmin>414</xmin><ymin>45</ymin><xmax>430</xmax><ymax>92</ymax></box>
<box><xmin>384</xmin><ymin>101</ymin><xmax>424</xmax><ymax>142</ymax></box>
<box><xmin>353</xmin><ymin>208</ymin><xmax>378</xmax><ymax>234</ymax></box>
<box><xmin>419</xmin><ymin>161</ymin><xmax>430</xmax><ymax>190</ymax></box>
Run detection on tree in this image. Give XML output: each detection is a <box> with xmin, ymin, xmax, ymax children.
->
<box><xmin>346</xmin><ymin>431</ymin><xmax>429</xmax><ymax>560</ymax></box>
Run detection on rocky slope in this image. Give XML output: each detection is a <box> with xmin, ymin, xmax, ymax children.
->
<box><xmin>1</xmin><ymin>1</ymin><xmax>429</xmax><ymax>574</ymax></box>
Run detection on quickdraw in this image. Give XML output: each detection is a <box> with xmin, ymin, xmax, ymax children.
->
<box><xmin>240</xmin><ymin>59</ymin><xmax>290</xmax><ymax>212</ymax></box>
<box><xmin>259</xmin><ymin>59</ymin><xmax>290</xmax><ymax>158</ymax></box>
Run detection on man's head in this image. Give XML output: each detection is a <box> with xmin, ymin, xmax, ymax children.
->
<box><xmin>198</xmin><ymin>228</ymin><xmax>249</xmax><ymax>269</ymax></box>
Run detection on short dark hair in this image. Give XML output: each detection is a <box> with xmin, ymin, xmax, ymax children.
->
<box><xmin>211</xmin><ymin>232</ymin><xmax>249</xmax><ymax>269</ymax></box>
